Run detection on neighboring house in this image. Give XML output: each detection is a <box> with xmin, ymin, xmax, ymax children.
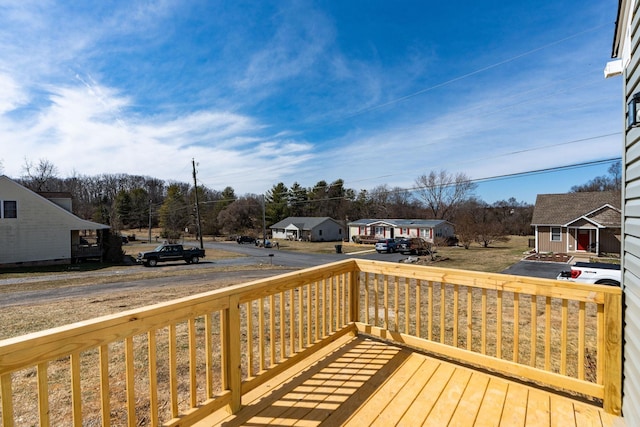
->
<box><xmin>0</xmin><ymin>175</ymin><xmax>110</xmax><ymax>266</ymax></box>
<box><xmin>530</xmin><ymin>192</ymin><xmax>621</xmax><ymax>255</ymax></box>
<box><xmin>610</xmin><ymin>2</ymin><xmax>640</xmax><ymax>422</ymax></box>
<box><xmin>269</xmin><ymin>217</ymin><xmax>344</xmax><ymax>242</ymax></box>
<box><xmin>347</xmin><ymin>218</ymin><xmax>454</xmax><ymax>243</ymax></box>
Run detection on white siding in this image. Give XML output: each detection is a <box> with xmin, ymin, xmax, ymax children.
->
<box><xmin>0</xmin><ymin>177</ymin><xmax>107</xmax><ymax>264</ymax></box>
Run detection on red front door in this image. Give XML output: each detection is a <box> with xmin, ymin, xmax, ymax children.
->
<box><xmin>577</xmin><ymin>230</ymin><xmax>590</xmax><ymax>251</ymax></box>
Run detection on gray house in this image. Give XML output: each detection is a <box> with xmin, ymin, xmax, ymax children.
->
<box><xmin>270</xmin><ymin>217</ymin><xmax>344</xmax><ymax>242</ymax></box>
<box><xmin>610</xmin><ymin>1</ymin><xmax>640</xmax><ymax>422</ymax></box>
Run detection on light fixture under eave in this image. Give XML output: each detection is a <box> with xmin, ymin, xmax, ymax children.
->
<box><xmin>628</xmin><ymin>92</ymin><xmax>640</xmax><ymax>128</ymax></box>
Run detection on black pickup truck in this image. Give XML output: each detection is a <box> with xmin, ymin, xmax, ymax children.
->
<box><xmin>136</xmin><ymin>244</ymin><xmax>205</xmax><ymax>267</ymax></box>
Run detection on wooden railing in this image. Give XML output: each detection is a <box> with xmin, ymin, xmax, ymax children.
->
<box><xmin>0</xmin><ymin>259</ymin><xmax>622</xmax><ymax>426</ymax></box>
<box><xmin>353</xmin><ymin>259</ymin><xmax>622</xmax><ymax>415</ymax></box>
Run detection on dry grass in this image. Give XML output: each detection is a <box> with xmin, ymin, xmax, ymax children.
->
<box><xmin>419</xmin><ymin>235</ymin><xmax>530</xmax><ymax>272</ymax></box>
<box><xmin>274</xmin><ymin>235</ymin><xmax>533</xmax><ymax>273</ymax></box>
<box><xmin>0</xmin><ymin>236</ymin><xmax>533</xmax><ymax>339</ymax></box>
<box><xmin>0</xmin><ymin>266</ymin><xmax>288</xmax><ymax>341</ymax></box>
<box><xmin>1</xmin><ymin>238</ymin><xmax>610</xmax><ymax>426</ymax></box>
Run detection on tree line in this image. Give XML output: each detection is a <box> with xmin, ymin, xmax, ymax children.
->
<box><xmin>13</xmin><ymin>159</ymin><xmax>540</xmax><ymax>246</ymax></box>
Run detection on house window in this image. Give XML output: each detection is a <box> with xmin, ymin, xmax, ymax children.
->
<box><xmin>2</xmin><ymin>201</ymin><xmax>17</xmax><ymax>218</ymax></box>
<box><xmin>319</xmin><ymin>229</ymin><xmax>323</xmax><ymax>236</ymax></box>
<box><xmin>551</xmin><ymin>227</ymin><xmax>561</xmax><ymax>242</ymax></box>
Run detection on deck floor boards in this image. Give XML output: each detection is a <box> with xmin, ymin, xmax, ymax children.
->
<box><xmin>200</xmin><ymin>336</ymin><xmax>623</xmax><ymax>426</ymax></box>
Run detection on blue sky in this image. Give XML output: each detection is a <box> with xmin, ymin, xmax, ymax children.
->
<box><xmin>0</xmin><ymin>1</ymin><xmax>622</xmax><ymax>204</ymax></box>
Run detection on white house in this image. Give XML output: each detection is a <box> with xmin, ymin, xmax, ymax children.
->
<box><xmin>347</xmin><ymin>218</ymin><xmax>455</xmax><ymax>243</ymax></box>
<box><xmin>270</xmin><ymin>217</ymin><xmax>344</xmax><ymax>242</ymax></box>
<box><xmin>0</xmin><ymin>175</ymin><xmax>109</xmax><ymax>266</ymax></box>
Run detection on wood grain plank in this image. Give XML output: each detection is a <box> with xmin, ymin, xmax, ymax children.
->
<box><xmin>343</xmin><ymin>354</ymin><xmax>425</xmax><ymax>426</ymax></box>
<box><xmin>370</xmin><ymin>358</ymin><xmax>438</xmax><ymax>426</ymax></box>
<box><xmin>422</xmin><ymin>367</ymin><xmax>473</xmax><ymax>426</ymax></box>
<box><xmin>574</xmin><ymin>401</ymin><xmax>605</xmax><ymax>427</ymax></box>
<box><xmin>448</xmin><ymin>371</ymin><xmax>490</xmax><ymax>426</ymax></box>
<box><xmin>525</xmin><ymin>388</ymin><xmax>551</xmax><ymax>426</ymax></box>
<box><xmin>499</xmin><ymin>383</ymin><xmax>528</xmax><ymax>427</ymax></box>
<box><xmin>549</xmin><ymin>394</ymin><xmax>577</xmax><ymax>427</ymax></box>
<box><xmin>396</xmin><ymin>362</ymin><xmax>456</xmax><ymax>425</ymax></box>
<box><xmin>474</xmin><ymin>377</ymin><xmax>509</xmax><ymax>427</ymax></box>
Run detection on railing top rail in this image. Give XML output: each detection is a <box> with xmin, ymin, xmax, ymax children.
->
<box><xmin>353</xmin><ymin>259</ymin><xmax>622</xmax><ymax>302</ymax></box>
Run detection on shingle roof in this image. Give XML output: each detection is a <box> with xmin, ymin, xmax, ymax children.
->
<box><xmin>347</xmin><ymin>218</ymin><xmax>450</xmax><ymax>227</ymax></box>
<box><xmin>531</xmin><ymin>192</ymin><xmax>621</xmax><ymax>226</ymax></box>
<box><xmin>269</xmin><ymin>217</ymin><xmax>340</xmax><ymax>230</ymax></box>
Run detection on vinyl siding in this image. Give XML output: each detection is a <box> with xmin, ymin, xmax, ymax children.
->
<box><xmin>601</xmin><ymin>228</ymin><xmax>622</xmax><ymax>254</ymax></box>
<box><xmin>536</xmin><ymin>226</ymin><xmax>566</xmax><ymax>253</ymax></box>
<box><xmin>0</xmin><ymin>177</ymin><xmax>107</xmax><ymax>264</ymax></box>
<box><xmin>623</xmin><ymin>2</ymin><xmax>640</xmax><ymax>422</ymax></box>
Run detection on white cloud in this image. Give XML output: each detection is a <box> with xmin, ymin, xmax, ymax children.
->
<box><xmin>0</xmin><ymin>73</ymin><xmax>27</xmax><ymax>114</ymax></box>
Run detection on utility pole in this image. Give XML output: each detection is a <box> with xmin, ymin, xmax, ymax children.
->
<box><xmin>148</xmin><ymin>199</ymin><xmax>152</xmax><ymax>243</ymax></box>
<box><xmin>262</xmin><ymin>194</ymin><xmax>267</xmax><ymax>242</ymax></box>
<box><xmin>192</xmin><ymin>158</ymin><xmax>204</xmax><ymax>249</ymax></box>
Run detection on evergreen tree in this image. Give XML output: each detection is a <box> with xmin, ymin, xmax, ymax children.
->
<box><xmin>265</xmin><ymin>182</ymin><xmax>289</xmax><ymax>224</ymax></box>
<box><xmin>288</xmin><ymin>182</ymin><xmax>308</xmax><ymax>217</ymax></box>
<box><xmin>114</xmin><ymin>190</ymin><xmax>132</xmax><ymax>230</ymax></box>
<box><xmin>158</xmin><ymin>184</ymin><xmax>189</xmax><ymax>241</ymax></box>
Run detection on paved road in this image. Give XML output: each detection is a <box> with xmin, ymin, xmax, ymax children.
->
<box><xmin>0</xmin><ymin>267</ymin><xmax>296</xmax><ymax>308</ymax></box>
<box><xmin>206</xmin><ymin>242</ymin><xmax>571</xmax><ymax>279</ymax></box>
<box><xmin>0</xmin><ymin>243</ymin><xmax>569</xmax><ymax>308</ymax></box>
<box><xmin>203</xmin><ymin>241</ymin><xmax>346</xmax><ymax>267</ymax></box>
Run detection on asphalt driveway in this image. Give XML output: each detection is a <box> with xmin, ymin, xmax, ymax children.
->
<box><xmin>501</xmin><ymin>260</ymin><xmax>569</xmax><ymax>279</ymax></box>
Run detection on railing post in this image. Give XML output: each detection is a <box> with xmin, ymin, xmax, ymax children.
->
<box><xmin>223</xmin><ymin>294</ymin><xmax>242</xmax><ymax>413</ymax></box>
<box><xmin>1</xmin><ymin>373</ymin><xmax>14</xmax><ymax>427</ymax></box>
<box><xmin>603</xmin><ymin>292</ymin><xmax>622</xmax><ymax>415</ymax></box>
<box><xmin>349</xmin><ymin>265</ymin><xmax>360</xmax><ymax>323</ymax></box>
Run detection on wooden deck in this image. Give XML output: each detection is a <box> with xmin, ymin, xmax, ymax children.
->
<box><xmin>201</xmin><ymin>335</ymin><xmax>623</xmax><ymax>427</ymax></box>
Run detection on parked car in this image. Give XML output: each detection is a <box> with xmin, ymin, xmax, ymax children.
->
<box><xmin>557</xmin><ymin>262</ymin><xmax>620</xmax><ymax>286</ymax></box>
<box><xmin>398</xmin><ymin>237</ymin><xmax>431</xmax><ymax>255</ymax></box>
<box><xmin>255</xmin><ymin>239</ymin><xmax>272</xmax><ymax>248</ymax></box>
<box><xmin>375</xmin><ymin>238</ymin><xmax>398</xmax><ymax>253</ymax></box>
<box><xmin>236</xmin><ymin>235</ymin><xmax>256</xmax><ymax>244</ymax></box>
<box><xmin>136</xmin><ymin>244</ymin><xmax>205</xmax><ymax>267</ymax></box>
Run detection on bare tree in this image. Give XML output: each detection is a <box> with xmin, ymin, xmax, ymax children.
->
<box><xmin>414</xmin><ymin>170</ymin><xmax>477</xmax><ymax>221</ymax></box>
<box><xmin>571</xmin><ymin>161</ymin><xmax>621</xmax><ymax>192</ymax></box>
<box><xmin>21</xmin><ymin>158</ymin><xmax>59</xmax><ymax>191</ymax></box>
<box><xmin>454</xmin><ymin>198</ymin><xmax>510</xmax><ymax>248</ymax></box>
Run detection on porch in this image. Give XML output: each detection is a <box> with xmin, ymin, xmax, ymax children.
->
<box><xmin>201</xmin><ymin>335</ymin><xmax>620</xmax><ymax>426</ymax></box>
<box><xmin>0</xmin><ymin>259</ymin><xmax>623</xmax><ymax>426</ymax></box>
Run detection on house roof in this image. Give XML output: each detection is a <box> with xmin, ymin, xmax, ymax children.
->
<box><xmin>0</xmin><ymin>175</ymin><xmax>109</xmax><ymax>230</ymax></box>
<box><xmin>531</xmin><ymin>192</ymin><xmax>621</xmax><ymax>227</ymax></box>
<box><xmin>348</xmin><ymin>218</ymin><xmax>450</xmax><ymax>228</ymax></box>
<box><xmin>269</xmin><ymin>217</ymin><xmax>341</xmax><ymax>230</ymax></box>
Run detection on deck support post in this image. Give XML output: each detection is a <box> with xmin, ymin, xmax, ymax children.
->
<box><xmin>603</xmin><ymin>292</ymin><xmax>622</xmax><ymax>415</ymax></box>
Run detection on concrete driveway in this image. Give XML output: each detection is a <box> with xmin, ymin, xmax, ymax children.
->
<box><xmin>501</xmin><ymin>260</ymin><xmax>569</xmax><ymax>280</ymax></box>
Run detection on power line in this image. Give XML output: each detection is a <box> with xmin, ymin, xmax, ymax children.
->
<box><xmin>257</xmin><ymin>157</ymin><xmax>622</xmax><ymax>204</ymax></box>
<box><xmin>330</xmin><ymin>23</ymin><xmax>613</xmax><ymax>122</ymax></box>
